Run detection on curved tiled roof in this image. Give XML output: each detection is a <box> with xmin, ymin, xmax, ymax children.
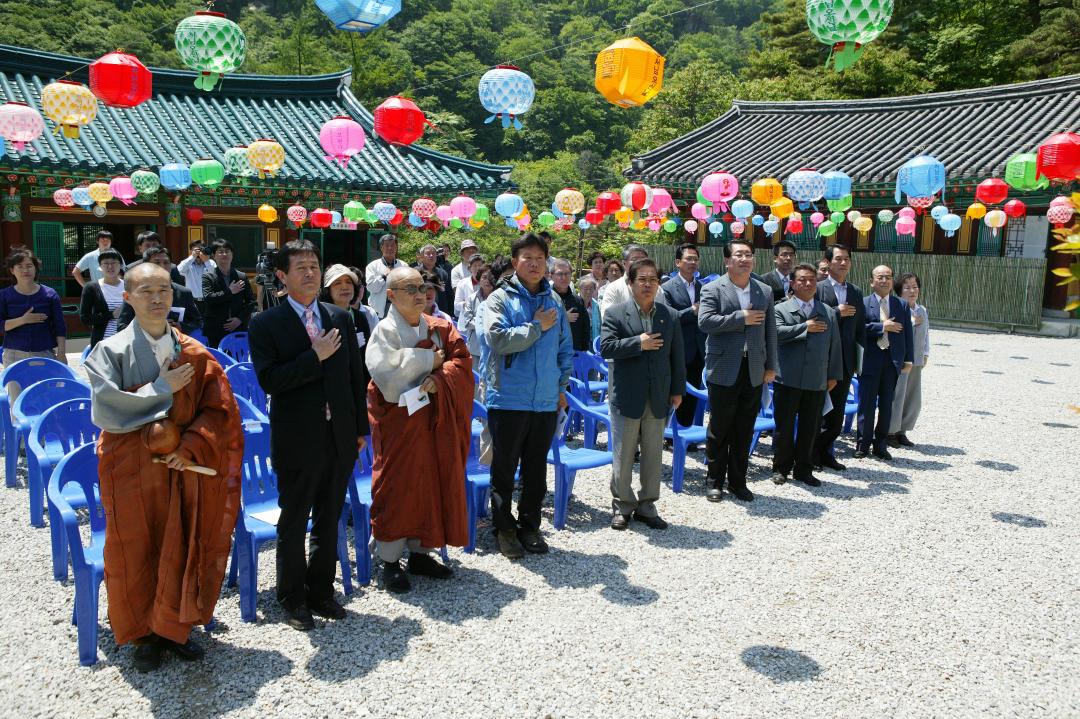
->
<box><xmin>628</xmin><ymin>75</ymin><xmax>1080</xmax><ymax>187</ymax></box>
<box><xmin>0</xmin><ymin>45</ymin><xmax>511</xmax><ymax>194</ymax></box>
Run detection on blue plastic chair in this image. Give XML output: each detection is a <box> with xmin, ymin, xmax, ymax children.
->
<box><xmin>186</xmin><ymin>328</ymin><xmax>208</xmax><ymax>346</ymax></box>
<box><xmin>218</xmin><ymin>331</ymin><xmax>251</xmax><ymax>363</ymax></box>
<box><xmin>548</xmin><ymin>392</ymin><xmax>614</xmax><ymax>530</ymax></box>
<box><xmin>665</xmin><ymin>382</ymin><xmax>709</xmax><ymax>494</ymax></box>
<box><xmin>224</xmin><ymin>362</ymin><xmax>268</xmax><ymax>416</ymax></box>
<box><xmin>567</xmin><ymin>376</ymin><xmax>610</xmax><ymax>449</ymax></box>
<box><xmin>0</xmin><ymin>357</ymin><xmax>78</xmax><ymax>482</ymax></box>
<box><xmin>230</xmin><ymin>426</ymin><xmax>353</xmax><ymax>623</ymax></box>
<box><xmin>235</xmin><ymin>394</ymin><xmax>270</xmax><ymax>426</ymax></box>
<box><xmin>79</xmin><ymin>345</ymin><xmax>91</xmax><ymax>364</ymax></box>
<box><xmin>47</xmin><ymin>444</ymin><xmax>105</xmax><ymax>665</ymax></box>
<box><xmin>12</xmin><ymin>378</ymin><xmax>91</xmax><ymax>525</ymax></box>
<box><xmin>572</xmin><ymin>351</ymin><xmax>608</xmax><ymax>397</ymax></box>
<box><xmin>205</xmin><ymin>346</ymin><xmax>237</xmax><ymax>368</ymax></box>
<box><xmin>464</xmin><ymin>402</ymin><xmax>492</xmax><ymax>553</ymax></box>
<box><xmin>345</xmin><ymin>440</ymin><xmax>374</xmax><ymax>585</ymax></box>
<box><xmin>28</xmin><ymin>399</ymin><xmax>100</xmax><ymax>580</ymax></box>
<box><xmin>843</xmin><ymin>378</ymin><xmax>860</xmax><ymax>433</ymax></box>
<box><xmin>748</xmin><ymin>383</ymin><xmax>777</xmax><ymax>457</ymax></box>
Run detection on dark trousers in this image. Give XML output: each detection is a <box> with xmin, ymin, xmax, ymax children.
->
<box><xmin>772</xmin><ymin>383</ymin><xmax>826</xmax><ymax>479</ymax></box>
<box><xmin>275</xmin><ymin>422</ymin><xmax>351</xmax><ymax>606</ymax></box>
<box><xmin>488</xmin><ymin>409</ymin><xmax>557</xmax><ymax>532</ymax></box>
<box><xmin>675</xmin><ymin>352</ymin><xmax>704</xmax><ymax>427</ymax></box>
<box><xmin>705</xmin><ymin>359</ymin><xmax>760</xmax><ymax>490</ymax></box>
<box><xmin>857</xmin><ymin>359</ymin><xmax>899</xmax><ymax>453</ymax></box>
<box><xmin>814</xmin><ymin>376</ymin><xmax>851</xmax><ymax>462</ymax></box>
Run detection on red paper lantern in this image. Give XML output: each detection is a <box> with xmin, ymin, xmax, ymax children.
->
<box><xmin>389</xmin><ymin>209</ymin><xmax>403</xmax><ymax>226</ymax></box>
<box><xmin>425</xmin><ymin>219</ymin><xmax>442</xmax><ymax>233</ymax></box>
<box><xmin>786</xmin><ymin>218</ymin><xmax>804</xmax><ymax>234</ymax></box>
<box><xmin>584</xmin><ymin>208</ymin><xmax>604</xmax><ymax>225</ymax></box>
<box><xmin>373</xmin><ymin>96</ymin><xmax>430</xmax><ymax>146</ymax></box>
<box><xmin>1036</xmin><ymin>132</ymin><xmax>1080</xmax><ymax>182</ymax></box>
<box><xmin>310</xmin><ymin>207</ymin><xmax>333</xmax><ymax>229</ymax></box>
<box><xmin>186</xmin><ymin>208</ymin><xmax>204</xmax><ymax>224</ymax></box>
<box><xmin>1003</xmin><ymin>199</ymin><xmax>1027</xmax><ymax>218</ymax></box>
<box><xmin>595</xmin><ymin>191</ymin><xmax>621</xmax><ymax>215</ymax></box>
<box><xmin>974</xmin><ymin>178</ymin><xmax>1009</xmax><ymax>205</ymax></box>
<box><xmin>89</xmin><ymin>51</ymin><xmax>152</xmax><ymax>108</ymax></box>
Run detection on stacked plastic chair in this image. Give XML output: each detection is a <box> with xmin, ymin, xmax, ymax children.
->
<box><xmin>665</xmin><ymin>382</ymin><xmax>709</xmax><ymax>494</ymax></box>
<box><xmin>548</xmin><ymin>392</ymin><xmax>614</xmax><ymax>530</ymax></box>
<box><xmin>464</xmin><ymin>401</ymin><xmax>492</xmax><ymax>553</ymax></box>
<box><xmin>0</xmin><ymin>357</ymin><xmax>78</xmax><ymax>487</ymax></box>
<box><xmin>218</xmin><ymin>331</ymin><xmax>251</xmax><ymax>363</ymax></box>
<box><xmin>224</xmin><ymin>362</ymin><xmax>268</xmax><ymax>417</ymax></box>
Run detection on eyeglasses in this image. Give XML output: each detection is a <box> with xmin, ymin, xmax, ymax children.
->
<box><xmin>730</xmin><ymin>252</ymin><xmax>754</xmax><ymax>260</ymax></box>
<box><xmin>390</xmin><ymin>284</ymin><xmax>425</xmax><ymax>295</ymax></box>
<box><xmin>634</xmin><ymin>276</ymin><xmax>660</xmax><ymax>285</ymax></box>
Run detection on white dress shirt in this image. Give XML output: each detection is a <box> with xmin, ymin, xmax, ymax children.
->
<box><xmin>829</xmin><ymin>276</ymin><xmax>848</xmax><ymax>305</ymax></box>
<box><xmin>735</xmin><ymin>282</ymin><xmax>752</xmax><ymax>310</ymax></box>
<box><xmin>600</xmin><ymin>276</ymin><xmax>632</xmax><ymax>318</ymax></box>
<box><xmin>678</xmin><ymin>273</ymin><xmax>696</xmax><ymax>304</ymax></box>
<box><xmin>365</xmin><ymin>257</ymin><xmax>408</xmax><ymax>317</ymax></box>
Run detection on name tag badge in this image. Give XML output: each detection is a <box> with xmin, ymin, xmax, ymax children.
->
<box><xmin>355</xmin><ymin>332</ymin><xmax>366</xmax><ymax>348</ymax></box>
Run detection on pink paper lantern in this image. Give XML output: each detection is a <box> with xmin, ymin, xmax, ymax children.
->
<box><xmin>896</xmin><ymin>217</ymin><xmax>917</xmax><ymax>236</ymax></box>
<box><xmin>0</xmin><ymin>101</ymin><xmax>44</xmax><ymax>153</ymax></box>
<box><xmin>700</xmin><ymin>172</ymin><xmax>739</xmax><ymax>204</ymax></box>
<box><xmin>897</xmin><ymin>207</ymin><xmax>917</xmax><ymax>220</ymax></box>
<box><xmin>1050</xmin><ymin>195</ymin><xmax>1071</xmax><ymax>207</ymax></box>
<box><xmin>435</xmin><ymin>204</ymin><xmax>454</xmax><ymax>222</ymax></box>
<box><xmin>648</xmin><ymin>220</ymin><xmax>661</xmax><ymax>231</ymax></box>
<box><xmin>108</xmin><ymin>176</ymin><xmax>138</xmax><ymax>206</ymax></box>
<box><xmin>53</xmin><ymin>188</ymin><xmax>74</xmax><ymax>207</ymax></box>
<box><xmin>810</xmin><ymin>212</ymin><xmax>824</xmax><ymax>227</ymax></box>
<box><xmin>649</xmin><ymin>188</ymin><xmax>673</xmax><ymax>214</ymax></box>
<box><xmin>517</xmin><ymin>216</ymin><xmax>531</xmax><ymax>230</ymax></box>
<box><xmin>319</xmin><ymin>115</ymin><xmax>366</xmax><ymax>167</ymax></box>
<box><xmin>691</xmin><ymin>202</ymin><xmax>710</xmax><ymax>221</ymax></box>
<box><xmin>449</xmin><ymin>195</ymin><xmax>477</xmax><ymax>219</ymax></box>
<box><xmin>730</xmin><ymin>220</ymin><xmax>745</xmax><ymax>236</ymax></box>
<box><xmin>287</xmin><ymin>204</ymin><xmax>308</xmax><ymax>226</ymax></box>
<box><xmin>412</xmin><ymin>197</ymin><xmax>437</xmax><ymax>219</ymax></box>
<box><xmin>684</xmin><ymin>219</ymin><xmax>699</xmax><ymax>233</ymax></box>
<box><xmin>1047</xmin><ymin>203</ymin><xmax>1074</xmax><ymax>228</ymax></box>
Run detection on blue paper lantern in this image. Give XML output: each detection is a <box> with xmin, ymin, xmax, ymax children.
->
<box><xmin>478</xmin><ymin>65</ymin><xmax>535</xmax><ymax>130</ymax></box>
<box><xmin>763</xmin><ymin>219</ymin><xmax>779</xmax><ymax>234</ymax></box>
<box><xmin>550</xmin><ymin>202</ymin><xmax>565</xmax><ymax>219</ymax></box>
<box><xmin>731</xmin><ymin>199</ymin><xmax>754</xmax><ymax>220</ymax></box>
<box><xmin>494</xmin><ymin>192</ymin><xmax>525</xmax><ymax>218</ymax></box>
<box><xmin>752</xmin><ymin>214</ymin><xmax>764</xmax><ymax>227</ymax></box>
<box><xmin>939</xmin><ymin>213</ymin><xmax>961</xmax><ymax>237</ymax></box>
<box><xmin>895</xmin><ymin>154</ymin><xmax>945</xmax><ymax>204</ymax></box>
<box><xmin>578</xmin><ymin>218</ymin><xmax>589</xmax><ymax>230</ymax></box>
<box><xmin>314</xmin><ymin>0</ymin><xmax>401</xmax><ymax>32</ymax></box>
<box><xmin>160</xmin><ymin>162</ymin><xmax>192</xmax><ymax>191</ymax></box>
<box><xmin>408</xmin><ymin>212</ymin><xmax>425</xmax><ymax>227</ymax></box>
<box><xmin>785</xmin><ymin>168</ymin><xmax>826</xmax><ymax>208</ymax></box>
<box><xmin>822</xmin><ymin>171</ymin><xmax>852</xmax><ymax>200</ymax></box>
<box><xmin>331</xmin><ymin>210</ymin><xmax>342</xmax><ymax>224</ymax></box>
<box><xmin>930</xmin><ymin>205</ymin><xmax>948</xmax><ymax>221</ymax></box>
<box><xmin>708</xmin><ymin>221</ymin><xmax>723</xmax><ymax>236</ymax></box>
<box><xmin>72</xmin><ymin>186</ymin><xmax>92</xmax><ymax>209</ymax></box>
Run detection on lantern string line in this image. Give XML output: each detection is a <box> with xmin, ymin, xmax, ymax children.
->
<box><xmin>407</xmin><ymin>0</ymin><xmax>728</xmax><ymax>95</ymax></box>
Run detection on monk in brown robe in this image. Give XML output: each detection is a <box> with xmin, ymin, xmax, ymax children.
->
<box><xmin>366</xmin><ymin>267</ymin><xmax>473</xmax><ymax>592</ymax></box>
<box><xmin>84</xmin><ymin>264</ymin><xmax>243</xmax><ymax>672</ymax></box>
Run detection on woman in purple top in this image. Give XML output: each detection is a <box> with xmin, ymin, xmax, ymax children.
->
<box><xmin>1</xmin><ymin>247</ymin><xmax>67</xmax><ymax>370</ymax></box>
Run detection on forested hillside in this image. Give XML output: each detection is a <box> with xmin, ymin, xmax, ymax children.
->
<box><xmin>0</xmin><ymin>0</ymin><xmax>1075</xmax><ymax>203</ymax></box>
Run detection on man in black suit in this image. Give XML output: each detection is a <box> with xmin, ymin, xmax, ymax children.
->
<box><xmin>600</xmin><ymin>258</ymin><xmax>684</xmax><ymax>530</ymax></box>
<box><xmin>414</xmin><ymin>244</ymin><xmax>454</xmax><ymax>317</ymax></box>
<box><xmin>248</xmin><ymin>240</ymin><xmax>370</xmax><ymax>631</ymax></box>
<box><xmin>122</xmin><ymin>230</ymin><xmax>184</xmax><ymax>285</ymax></box>
<box><xmin>202</xmin><ymin>239</ymin><xmax>256</xmax><ymax>348</ymax></box>
<box><xmin>813</xmin><ymin>243</ymin><xmax>866</xmax><ymax>470</ymax></box>
<box><xmin>761</xmin><ymin>239</ymin><xmax>797</xmax><ymax>302</ymax></box>
<box><xmin>659</xmin><ymin>243</ymin><xmax>706</xmax><ymax>432</ymax></box>
<box><xmin>116</xmin><ymin>247</ymin><xmax>203</xmax><ymax>336</ymax></box>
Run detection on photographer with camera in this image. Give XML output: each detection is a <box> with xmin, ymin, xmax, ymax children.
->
<box><xmin>177</xmin><ymin>240</ymin><xmax>216</xmax><ymax>316</ymax></box>
<box><xmin>255</xmin><ymin>241</ymin><xmax>286</xmax><ymax>311</ymax></box>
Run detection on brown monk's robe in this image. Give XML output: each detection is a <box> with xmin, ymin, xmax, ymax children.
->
<box><xmin>84</xmin><ymin>323</ymin><xmax>244</xmax><ymax>646</ymax></box>
<box><xmin>367</xmin><ymin>314</ymin><xmax>473</xmax><ymax>549</ymax></box>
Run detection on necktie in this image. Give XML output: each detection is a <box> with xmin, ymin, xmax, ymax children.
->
<box><xmin>877</xmin><ymin>299</ymin><xmax>890</xmax><ymax>350</ymax></box>
<box><xmin>304</xmin><ymin>308</ymin><xmax>332</xmax><ymax>419</ymax></box>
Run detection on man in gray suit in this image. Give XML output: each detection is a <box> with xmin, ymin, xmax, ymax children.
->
<box><xmin>698</xmin><ymin>238</ymin><xmax>778</xmax><ymax>502</ymax></box>
<box><xmin>601</xmin><ymin>259</ymin><xmax>685</xmax><ymax>530</ymax></box>
<box><xmin>772</xmin><ymin>264</ymin><xmax>843</xmax><ymax>487</ymax></box>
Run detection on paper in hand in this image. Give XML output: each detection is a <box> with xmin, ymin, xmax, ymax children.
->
<box><xmin>821</xmin><ymin>392</ymin><xmax>833</xmax><ymax>416</ymax></box>
<box><xmin>401</xmin><ymin>385</ymin><xmax>431</xmax><ymax>416</ymax></box>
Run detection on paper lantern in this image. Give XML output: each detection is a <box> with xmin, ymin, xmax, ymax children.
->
<box><xmin>223</xmin><ymin>146</ymin><xmax>253</xmax><ymax>180</ymax></box>
<box><xmin>830</xmin><ymin>211</ymin><xmax>844</xmax><ymax>225</ymax></box>
<box><xmin>684</xmin><ymin>219</ymin><xmax>699</xmax><ymax>233</ymax></box>
<box><xmin>700</xmin><ymin>172</ymin><xmax>739</xmax><ymax>209</ymax></box>
<box><xmin>1036</xmin><ymin>132</ymin><xmax>1080</xmax><ymax>182</ymax></box>
<box><xmin>310</xmin><ymin>208</ymin><xmax>333</xmax><ymax>229</ymax></box>
<box><xmin>53</xmin><ymin>189</ymin><xmax>74</xmax><ymax>208</ymax></box>
<box><xmin>752</xmin><ymin>215</ymin><xmax>765</xmax><ymax>227</ymax></box>
<box><xmin>89</xmin><ymin>51</ymin><xmax>151</xmax><ymax>108</ymax></box>
<box><xmin>41</xmin><ymin>80</ymin><xmax>97</xmax><ymax>139</ymax></box>
<box><xmin>495</xmin><ymin>193</ymin><xmax>525</xmax><ymax>218</ymax></box>
<box><xmin>478</xmin><ymin>65</ymin><xmax>535</xmax><ymax>130</ymax></box>
<box><xmin>187</xmin><ymin>208</ymin><xmax>204</xmax><ymax>224</ymax></box>
<box><xmin>662</xmin><ymin>219</ymin><xmax>677</xmax><ymax>232</ymax></box>
<box><xmin>975</xmin><ymin>178</ymin><xmax>1009</xmax><ymax>205</ymax></box>
<box><xmin>614</xmin><ymin>207</ymin><xmax>633</xmax><ymax>224</ymax></box>
<box><xmin>806</xmin><ymin>0</ymin><xmax>894</xmax><ymax>71</ymax></box>
<box><xmin>320</xmin><ymin>115</ymin><xmax>366</xmax><ymax>166</ymax></box>
<box><xmin>373</xmin><ymin>96</ymin><xmax>430</xmax><ymax>145</ymax></box>
<box><xmin>537</xmin><ymin>211</ymin><xmax>557</xmax><ymax>227</ymax></box>
<box><xmin>87</xmin><ymin>182</ymin><xmax>112</xmax><ymax>208</ymax></box>
<box><xmin>785</xmin><ymin>168</ymin><xmax>826</xmax><ymax>208</ymax></box>
<box><xmin>853</xmin><ymin>216</ymin><xmax>873</xmax><ymax>233</ymax></box>
<box><xmin>175</xmin><ymin>11</ymin><xmax>247</xmax><ymax>91</ymax></box>
<box><xmin>373</xmin><ymin>201</ymin><xmax>397</xmax><ymax>223</ymax></box>
<box><xmin>731</xmin><ymin>199</ymin><xmax>754</xmax><ymax>220</ymax></box>
<box><xmin>594</xmin><ymin>191</ymin><xmax>621</xmax><ymax>215</ymax></box>
<box><xmin>786</xmin><ymin>217</ymin><xmax>803</xmax><ymax>234</ymax></box>
<box><xmin>1003</xmin><ymin>199</ymin><xmax>1027</xmax><ymax>219</ymax></box>
<box><xmin>257</xmin><ymin>204</ymin><xmax>278</xmax><ymax>224</ymax></box>
<box><xmin>190</xmin><ymin>158</ymin><xmax>225</xmax><ymax>189</ymax></box>
<box><xmin>817</xmin><ymin>220</ymin><xmax>837</xmax><ymax>237</ymax></box>
<box><xmin>0</xmin><ymin>102</ymin><xmax>44</xmax><ymax>153</ymax></box>
<box><xmin>620</xmin><ymin>181</ymin><xmax>653</xmax><ymax>212</ymax></box>
<box><xmin>709</xmin><ymin>221</ymin><xmax>724</xmax><ymax>236</ymax></box>
<box><xmin>648</xmin><ymin>188</ymin><xmax>673</xmax><ymax>214</ymax></box>
<box><xmin>826</xmin><ymin>195</ymin><xmax>852</xmax><ymax>212</ymax></box>
<box><xmin>435</xmin><ymin>205</ymin><xmax>454</xmax><ymax>223</ymax></box>
<box><xmin>908</xmin><ymin>195</ymin><xmax>935</xmax><ymax>212</ymax></box>
<box><xmin>247</xmin><ymin>139</ymin><xmax>285</xmax><ymax>179</ymax></box>
<box><xmin>939</xmin><ymin>213</ymin><xmax>961</xmax><ymax>237</ymax></box>
<box><xmin>983</xmin><ymin>209</ymin><xmax>1007</xmax><ymax>236</ymax></box>
<box><xmin>877</xmin><ymin>209</ymin><xmax>894</xmax><ymax>223</ymax></box>
<box><xmin>966</xmin><ymin>202</ymin><xmax>987</xmax><ymax>220</ymax></box>
<box><xmin>750</xmin><ymin>178</ymin><xmax>782</xmax><ymax>205</ymax></box>
<box><xmin>160</xmin><ymin>162</ymin><xmax>192</xmax><ymax>191</ymax></box>
<box><xmin>770</xmin><ymin>197</ymin><xmax>794</xmax><ymax>219</ymax></box>
<box><xmin>450</xmin><ymin>195</ymin><xmax>477</xmax><ymax>220</ymax></box>
<box><xmin>131</xmin><ymin>170</ymin><xmax>160</xmax><ymax>196</ymax></box>
<box><xmin>594</xmin><ymin>37</ymin><xmax>665</xmax><ymax>108</ymax></box>
<box><xmin>331</xmin><ymin>211</ymin><xmax>343</xmax><ymax>225</ymax></box>
<box><xmin>762</xmin><ymin>219</ymin><xmax>778</xmax><ymax>235</ymax></box>
<box><xmin>315</xmin><ymin>0</ymin><xmax>401</xmax><ymax>32</ymax></box>
<box><xmin>109</xmin><ymin>177</ymin><xmax>137</xmax><ymax>206</ymax></box>
<box><xmin>343</xmin><ymin>200</ymin><xmax>366</xmax><ymax>221</ymax></box>
<box><xmin>555</xmin><ymin>188</ymin><xmax>586</xmax><ymax>215</ymax></box>
<box><xmin>1003</xmin><ymin>153</ymin><xmax>1048</xmax><ymax>192</ymax></box>
<box><xmin>930</xmin><ymin>205</ymin><xmax>948</xmax><ymax>221</ymax></box>
<box><xmin>895</xmin><ymin>154</ymin><xmax>945</xmax><ymax>204</ymax></box>
<box><xmin>897</xmin><ymin>207</ymin><xmax>916</xmax><ymax>220</ymax></box>
<box><xmin>1047</xmin><ymin>203</ymin><xmax>1074</xmax><ymax>228</ymax></box>
<box><xmin>822</xmin><ymin>170</ymin><xmax>852</xmax><ymax>200</ymax></box>
<box><xmin>810</xmin><ymin>212</ymin><xmax>825</xmax><ymax>227</ymax></box>
<box><xmin>287</xmin><ymin>204</ymin><xmax>308</xmax><ymax>226</ymax></box>
<box><xmin>389</xmin><ymin>209</ymin><xmax>404</xmax><ymax>226</ymax></box>
<box><xmin>731</xmin><ymin>220</ymin><xmax>746</xmax><ymax>236</ymax></box>
<box><xmin>584</xmin><ymin>208</ymin><xmax>603</xmax><ymax>226</ymax></box>
<box><xmin>408</xmin><ymin>198</ymin><xmax>434</xmax><ymax>220</ymax></box>
<box><xmin>473</xmin><ymin>204</ymin><xmax>490</xmax><ymax>222</ymax></box>
<box><xmin>846</xmin><ymin>210</ymin><xmax>862</xmax><ymax>223</ymax></box>
<box><xmin>71</xmin><ymin>186</ymin><xmax>92</xmax><ymax>209</ymax></box>
<box><xmin>896</xmin><ymin>217</ymin><xmax>917</xmax><ymax>236</ymax></box>
<box><xmin>691</xmin><ymin>203</ymin><xmax>710</xmax><ymax>220</ymax></box>
<box><xmin>518</xmin><ymin>214</ymin><xmax>532</xmax><ymax>229</ymax></box>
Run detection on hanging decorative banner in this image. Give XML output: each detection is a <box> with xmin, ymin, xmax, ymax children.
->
<box><xmin>373</xmin><ymin>96</ymin><xmax>431</xmax><ymax>145</ymax></box>
<box><xmin>174</xmin><ymin>10</ymin><xmax>247</xmax><ymax>91</ymax></box>
<box><xmin>806</xmin><ymin>0</ymin><xmax>894</xmax><ymax>72</ymax></box>
<box><xmin>478</xmin><ymin>65</ymin><xmax>535</xmax><ymax>130</ymax></box>
<box><xmin>315</xmin><ymin>0</ymin><xmax>401</xmax><ymax>32</ymax></box>
<box><xmin>320</xmin><ymin>115</ymin><xmax>366</xmax><ymax>166</ymax></box>
<box><xmin>0</xmin><ymin>101</ymin><xmax>44</xmax><ymax>153</ymax></box>
<box><xmin>594</xmin><ymin>37</ymin><xmax>665</xmax><ymax>108</ymax></box>
<box><xmin>89</xmin><ymin>51</ymin><xmax>152</xmax><ymax>108</ymax></box>
<box><xmin>41</xmin><ymin>80</ymin><xmax>97</xmax><ymax>139</ymax></box>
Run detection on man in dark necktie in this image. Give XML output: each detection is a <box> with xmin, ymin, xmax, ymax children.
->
<box><xmin>762</xmin><ymin>240</ymin><xmax>797</xmax><ymax>302</ymax></box>
<box><xmin>659</xmin><ymin>243</ymin><xmax>706</xmax><ymax>433</ymax></box>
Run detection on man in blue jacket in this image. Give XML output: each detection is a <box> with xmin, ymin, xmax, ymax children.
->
<box><xmin>482</xmin><ymin>233</ymin><xmax>574</xmax><ymax>559</ymax></box>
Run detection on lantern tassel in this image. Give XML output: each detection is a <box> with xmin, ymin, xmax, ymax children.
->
<box><xmin>828</xmin><ymin>42</ymin><xmax>863</xmax><ymax>72</ymax></box>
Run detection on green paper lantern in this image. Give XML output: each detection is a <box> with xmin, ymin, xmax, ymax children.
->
<box><xmin>696</xmin><ymin>189</ymin><xmax>712</xmax><ymax>208</ymax></box>
<box><xmin>450</xmin><ymin>217</ymin><xmax>463</xmax><ymax>228</ymax></box>
<box><xmin>130</xmin><ymin>169</ymin><xmax>160</xmax><ymax>196</ymax></box>
<box><xmin>830</xmin><ymin>211</ymin><xmax>845</xmax><ymax>225</ymax></box>
<box><xmin>364</xmin><ymin>209</ymin><xmax>378</xmax><ymax>224</ymax></box>
<box><xmin>1004</xmin><ymin>153</ymin><xmax>1049</xmax><ymax>192</ymax></box>
<box><xmin>190</xmin><ymin>158</ymin><xmax>225</xmax><ymax>189</ymax></box>
<box><xmin>472</xmin><ymin>203</ymin><xmax>490</xmax><ymax>222</ymax></box>
<box><xmin>806</xmin><ymin>0</ymin><xmax>894</xmax><ymax>71</ymax></box>
<box><xmin>175</xmin><ymin>11</ymin><xmax>247</xmax><ymax>91</ymax></box>
<box><xmin>818</xmin><ymin>220</ymin><xmax>837</xmax><ymax>237</ymax></box>
<box><xmin>663</xmin><ymin>219</ymin><xmax>677</xmax><ymax>232</ymax></box>
<box><xmin>343</xmin><ymin>200</ymin><xmax>366</xmax><ymax>221</ymax></box>
<box><xmin>224</xmin><ymin>146</ymin><xmax>253</xmax><ymax>181</ymax></box>
<box><xmin>826</xmin><ymin>194</ymin><xmax>852</xmax><ymax>212</ymax></box>
<box><xmin>537</xmin><ymin>210</ymin><xmax>556</xmax><ymax>227</ymax></box>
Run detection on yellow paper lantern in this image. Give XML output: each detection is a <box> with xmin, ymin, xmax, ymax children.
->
<box><xmin>258</xmin><ymin>204</ymin><xmax>278</xmax><ymax>224</ymax></box>
<box><xmin>594</xmin><ymin>37</ymin><xmax>665</xmax><ymax>108</ymax></box>
<box><xmin>247</xmin><ymin>138</ymin><xmax>285</xmax><ymax>178</ymax></box>
<box><xmin>41</xmin><ymin>80</ymin><xmax>98</xmax><ymax>139</ymax></box>
<box><xmin>752</xmin><ymin>178</ymin><xmax>784</xmax><ymax>206</ymax></box>
<box><xmin>470</xmin><ymin>219</ymin><xmax>485</xmax><ymax>229</ymax></box>
<box><xmin>966</xmin><ymin>202</ymin><xmax>986</xmax><ymax>220</ymax></box>
<box><xmin>613</xmin><ymin>206</ymin><xmax>633</xmax><ymax>223</ymax></box>
<box><xmin>515</xmin><ymin>204</ymin><xmax>529</xmax><ymax>221</ymax></box>
<box><xmin>853</xmin><ymin>216</ymin><xmax>873</xmax><ymax>233</ymax></box>
<box><xmin>87</xmin><ymin>182</ymin><xmax>112</xmax><ymax>207</ymax></box>
<box><xmin>554</xmin><ymin>187</ymin><xmax>586</xmax><ymax>215</ymax></box>
<box><xmin>632</xmin><ymin>219</ymin><xmax>647</xmax><ymax>230</ymax></box>
<box><xmin>770</xmin><ymin>197</ymin><xmax>795</xmax><ymax>219</ymax></box>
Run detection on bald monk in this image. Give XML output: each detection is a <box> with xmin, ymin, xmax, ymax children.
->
<box><xmin>84</xmin><ymin>263</ymin><xmax>243</xmax><ymax>672</ymax></box>
<box><xmin>366</xmin><ymin>267</ymin><xmax>473</xmax><ymax>592</ymax></box>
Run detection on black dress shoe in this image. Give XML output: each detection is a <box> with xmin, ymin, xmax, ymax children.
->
<box><xmin>408</xmin><ymin>552</ymin><xmax>453</xmax><ymax>578</ymax></box>
<box><xmin>383</xmin><ymin>561</ymin><xmax>412</xmax><ymax>593</ymax></box>
<box><xmin>706</xmin><ymin>487</ymin><xmax>723</xmax><ymax>503</ymax></box>
<box><xmin>796</xmin><ymin>474</ymin><xmax>822</xmax><ymax>487</ymax></box>
<box><xmin>853</xmin><ymin>449</ymin><xmax>868</xmax><ymax>459</ymax></box>
<box><xmin>163</xmin><ymin>636</ymin><xmax>205</xmax><ymax>661</ymax></box>
<box><xmin>610</xmin><ymin>513</ymin><xmax>630</xmax><ymax>530</ymax></box>
<box><xmin>632</xmin><ymin>512</ymin><xmax>668</xmax><ymax>530</ymax></box>
<box><xmin>309</xmin><ymin>597</ymin><xmax>347</xmax><ymax>620</ymax></box>
<box><xmin>496</xmin><ymin>529</ymin><xmax>525</xmax><ymax>559</ymax></box>
<box><xmin>820</xmin><ymin>456</ymin><xmax>846</xmax><ymax>471</ymax></box>
<box><xmin>728</xmin><ymin>484</ymin><xmax>754</xmax><ymax>502</ymax></box>
<box><xmin>771</xmin><ymin>471</ymin><xmax>788</xmax><ymax>485</ymax></box>
<box><xmin>896</xmin><ymin>433</ymin><xmax>915</xmax><ymax>447</ymax></box>
<box><xmin>280</xmin><ymin>601</ymin><xmax>315</xmax><ymax>631</ymax></box>
<box><xmin>518</xmin><ymin>528</ymin><xmax>549</xmax><ymax>554</ymax></box>
<box><xmin>886</xmin><ymin>434</ymin><xmax>901</xmax><ymax>448</ymax></box>
<box><xmin>133</xmin><ymin>636</ymin><xmax>163</xmax><ymax>673</ymax></box>
<box><xmin>873</xmin><ymin>448</ymin><xmax>893</xmax><ymax>461</ymax></box>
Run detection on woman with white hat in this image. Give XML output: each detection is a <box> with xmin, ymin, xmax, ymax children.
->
<box><xmin>321</xmin><ymin>264</ymin><xmax>377</xmax><ymax>362</ymax></box>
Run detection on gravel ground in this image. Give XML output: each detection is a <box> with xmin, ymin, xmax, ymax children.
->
<box><xmin>0</xmin><ymin>328</ymin><xmax>1077</xmax><ymax>718</ymax></box>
